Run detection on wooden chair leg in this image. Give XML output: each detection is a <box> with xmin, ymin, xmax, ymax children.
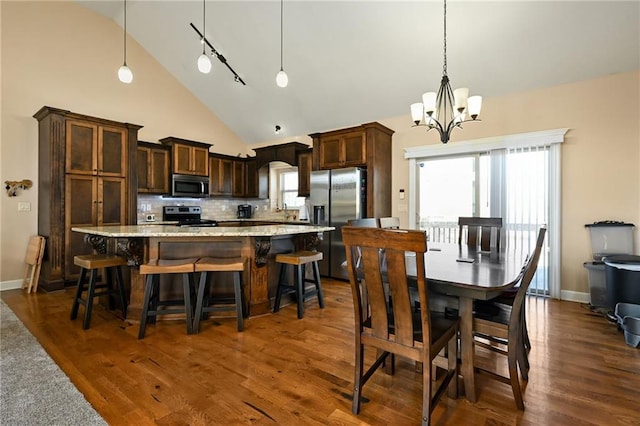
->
<box><xmin>352</xmin><ymin>342</ymin><xmax>365</xmax><ymax>415</ymax></box>
<box><xmin>193</xmin><ymin>271</ymin><xmax>208</xmax><ymax>334</ymax></box>
<box><xmin>421</xmin><ymin>355</ymin><xmax>434</xmax><ymax>425</ymax></box>
<box><xmin>295</xmin><ymin>264</ymin><xmax>304</xmax><ymax>319</ymax></box>
<box><xmin>312</xmin><ymin>261</ymin><xmax>325</xmax><ymax>309</ymax></box>
<box><xmin>447</xmin><ymin>331</ymin><xmax>459</xmax><ymax>399</ymax></box>
<box><xmin>138</xmin><ymin>274</ymin><xmax>155</xmax><ymax>339</ymax></box>
<box><xmin>83</xmin><ymin>269</ymin><xmax>99</xmax><ymax>330</ymax></box>
<box><xmin>508</xmin><ymin>342</ymin><xmax>525</xmax><ymax>410</ymax></box>
<box><xmin>70</xmin><ymin>268</ymin><xmax>87</xmax><ymax>320</ymax></box>
<box><xmin>183</xmin><ymin>273</ymin><xmax>194</xmax><ymax>335</ymax></box>
<box><xmin>115</xmin><ymin>266</ymin><xmax>128</xmax><ymax>319</ymax></box>
<box><xmin>273</xmin><ymin>264</ymin><xmax>286</xmax><ymax>312</ymax></box>
<box><xmin>233</xmin><ymin>271</ymin><xmax>244</xmax><ymax>331</ymax></box>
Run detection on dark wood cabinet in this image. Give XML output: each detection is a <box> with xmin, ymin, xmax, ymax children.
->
<box><xmin>34</xmin><ymin>106</ymin><xmax>141</xmax><ymax>291</ymax></box>
<box><xmin>310</xmin><ymin>122</ymin><xmax>394</xmax><ymax>218</ymax></box>
<box><xmin>209</xmin><ymin>155</ymin><xmax>234</xmax><ymax>196</ymax></box>
<box><xmin>315</xmin><ymin>130</ymin><xmax>366</xmax><ymax>169</ymax></box>
<box><xmin>137</xmin><ymin>142</ymin><xmax>170</xmax><ymax>194</ymax></box>
<box><xmin>232</xmin><ymin>160</ymin><xmax>246</xmax><ymax>197</ymax></box>
<box><xmin>160</xmin><ymin>137</ymin><xmax>210</xmax><ymax>176</ymax></box>
<box><xmin>297</xmin><ymin>149</ymin><xmax>313</xmax><ymax>197</ymax></box>
<box><xmin>244</xmin><ymin>158</ymin><xmax>258</xmax><ymax>198</ymax></box>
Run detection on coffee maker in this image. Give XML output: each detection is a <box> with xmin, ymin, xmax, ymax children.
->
<box><xmin>237</xmin><ymin>204</ymin><xmax>253</xmax><ymax>219</ymax></box>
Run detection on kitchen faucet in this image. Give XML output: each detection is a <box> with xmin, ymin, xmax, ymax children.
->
<box><xmin>283</xmin><ymin>203</ymin><xmax>290</xmax><ymax>221</ymax></box>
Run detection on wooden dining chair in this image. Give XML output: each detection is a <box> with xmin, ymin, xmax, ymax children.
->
<box><xmin>379</xmin><ymin>217</ymin><xmax>400</xmax><ymax>229</ymax></box>
<box><xmin>458</xmin><ymin>217</ymin><xmax>503</xmax><ymax>252</ymax></box>
<box><xmin>472</xmin><ymin>226</ymin><xmax>546</xmax><ymax>410</ymax></box>
<box><xmin>343</xmin><ymin>226</ymin><xmax>459</xmax><ymax>425</ymax></box>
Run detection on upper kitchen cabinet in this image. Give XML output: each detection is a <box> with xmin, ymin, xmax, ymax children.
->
<box><xmin>34</xmin><ymin>106</ymin><xmax>141</xmax><ymax>291</ymax></box>
<box><xmin>297</xmin><ymin>148</ymin><xmax>313</xmax><ymax>197</ymax></box>
<box><xmin>314</xmin><ymin>130</ymin><xmax>365</xmax><ymax>169</ymax></box>
<box><xmin>137</xmin><ymin>142</ymin><xmax>170</xmax><ymax>194</ymax></box>
<box><xmin>160</xmin><ymin>136</ymin><xmax>211</xmax><ymax>176</ymax></box>
<box><xmin>310</xmin><ymin>122</ymin><xmax>394</xmax><ymax>218</ymax></box>
<box><xmin>66</xmin><ymin>120</ymin><xmax>127</xmax><ymax>177</ymax></box>
<box><xmin>209</xmin><ymin>154</ymin><xmax>233</xmax><ymax>196</ymax></box>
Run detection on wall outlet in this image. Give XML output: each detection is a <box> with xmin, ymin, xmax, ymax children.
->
<box><xmin>145</xmin><ymin>214</ymin><xmax>156</xmax><ymax>222</ymax></box>
<box><xmin>18</xmin><ymin>202</ymin><xmax>31</xmax><ymax>212</ymax></box>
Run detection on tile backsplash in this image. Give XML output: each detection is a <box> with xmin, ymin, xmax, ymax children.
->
<box><xmin>137</xmin><ymin>195</ymin><xmax>296</xmax><ymax>223</ymax></box>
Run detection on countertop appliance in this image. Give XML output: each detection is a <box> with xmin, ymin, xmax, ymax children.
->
<box><xmin>237</xmin><ymin>204</ymin><xmax>253</xmax><ymax>219</ymax></box>
<box><xmin>163</xmin><ymin>206</ymin><xmax>218</xmax><ymax>227</ymax></box>
<box><xmin>171</xmin><ymin>174</ymin><xmax>209</xmax><ymax>198</ymax></box>
<box><xmin>310</xmin><ymin>167</ymin><xmax>366</xmax><ymax>279</ymax></box>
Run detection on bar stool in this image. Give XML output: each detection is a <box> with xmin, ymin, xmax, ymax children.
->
<box><xmin>138</xmin><ymin>258</ymin><xmax>198</xmax><ymax>339</ymax></box>
<box><xmin>193</xmin><ymin>257</ymin><xmax>245</xmax><ymax>332</ymax></box>
<box><xmin>70</xmin><ymin>254</ymin><xmax>128</xmax><ymax>330</ymax></box>
<box><xmin>273</xmin><ymin>251</ymin><xmax>324</xmax><ymax>319</ymax></box>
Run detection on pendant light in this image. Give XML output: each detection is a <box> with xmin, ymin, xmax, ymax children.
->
<box><xmin>197</xmin><ymin>0</ymin><xmax>212</xmax><ymax>74</ymax></box>
<box><xmin>275</xmin><ymin>0</ymin><xmax>288</xmax><ymax>87</ymax></box>
<box><xmin>117</xmin><ymin>0</ymin><xmax>133</xmax><ymax>84</ymax></box>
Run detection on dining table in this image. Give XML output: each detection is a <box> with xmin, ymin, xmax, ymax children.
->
<box><xmin>404</xmin><ymin>242</ymin><xmax>528</xmax><ymax>403</ymax></box>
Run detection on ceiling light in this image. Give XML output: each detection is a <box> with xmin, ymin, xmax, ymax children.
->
<box><xmin>117</xmin><ymin>0</ymin><xmax>133</xmax><ymax>84</ymax></box>
<box><xmin>275</xmin><ymin>125</ymin><xmax>282</xmax><ymax>134</ymax></box>
<box><xmin>197</xmin><ymin>0</ymin><xmax>212</xmax><ymax>74</ymax></box>
<box><xmin>410</xmin><ymin>0</ymin><xmax>482</xmax><ymax>143</ymax></box>
<box><xmin>276</xmin><ymin>0</ymin><xmax>288</xmax><ymax>88</ymax></box>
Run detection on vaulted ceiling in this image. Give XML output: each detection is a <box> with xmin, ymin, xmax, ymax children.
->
<box><xmin>76</xmin><ymin>1</ymin><xmax>639</xmax><ymax>145</ymax></box>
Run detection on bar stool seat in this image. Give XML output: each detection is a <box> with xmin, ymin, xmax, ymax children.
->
<box><xmin>138</xmin><ymin>258</ymin><xmax>198</xmax><ymax>339</ymax></box>
<box><xmin>193</xmin><ymin>257</ymin><xmax>245</xmax><ymax>332</ymax></box>
<box><xmin>71</xmin><ymin>254</ymin><xmax>128</xmax><ymax>330</ymax></box>
<box><xmin>274</xmin><ymin>251</ymin><xmax>324</xmax><ymax>319</ymax></box>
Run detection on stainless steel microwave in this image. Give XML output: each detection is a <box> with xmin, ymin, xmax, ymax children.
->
<box><xmin>171</xmin><ymin>174</ymin><xmax>209</xmax><ymax>198</ymax></box>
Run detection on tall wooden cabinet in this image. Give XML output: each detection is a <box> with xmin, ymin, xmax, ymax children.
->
<box><xmin>310</xmin><ymin>122</ymin><xmax>394</xmax><ymax>218</ymax></box>
<box><xmin>34</xmin><ymin>106</ymin><xmax>141</xmax><ymax>291</ymax></box>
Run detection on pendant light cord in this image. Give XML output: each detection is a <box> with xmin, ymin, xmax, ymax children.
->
<box><xmin>202</xmin><ymin>0</ymin><xmax>206</xmax><ymax>55</ymax></box>
<box><xmin>280</xmin><ymin>0</ymin><xmax>284</xmax><ymax>71</ymax></box>
<box><xmin>442</xmin><ymin>0</ymin><xmax>447</xmax><ymax>77</ymax></box>
<box><xmin>123</xmin><ymin>0</ymin><xmax>127</xmax><ymax>65</ymax></box>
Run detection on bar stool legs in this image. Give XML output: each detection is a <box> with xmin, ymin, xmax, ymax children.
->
<box><xmin>138</xmin><ymin>258</ymin><xmax>198</xmax><ymax>339</ymax></box>
<box><xmin>274</xmin><ymin>251</ymin><xmax>324</xmax><ymax>319</ymax></box>
<box><xmin>70</xmin><ymin>254</ymin><xmax>128</xmax><ymax>330</ymax></box>
<box><xmin>193</xmin><ymin>257</ymin><xmax>245</xmax><ymax>332</ymax></box>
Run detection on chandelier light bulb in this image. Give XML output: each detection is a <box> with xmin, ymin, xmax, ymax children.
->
<box><xmin>198</xmin><ymin>53</ymin><xmax>212</xmax><ymax>74</ymax></box>
<box><xmin>276</xmin><ymin>69</ymin><xmax>288</xmax><ymax>88</ymax></box>
<box><xmin>118</xmin><ymin>64</ymin><xmax>133</xmax><ymax>84</ymax></box>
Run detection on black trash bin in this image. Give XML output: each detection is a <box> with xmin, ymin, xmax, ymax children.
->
<box><xmin>604</xmin><ymin>255</ymin><xmax>640</xmax><ymax>311</ymax></box>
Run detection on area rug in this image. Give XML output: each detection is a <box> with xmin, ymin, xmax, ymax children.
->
<box><xmin>0</xmin><ymin>299</ymin><xmax>107</xmax><ymax>425</ymax></box>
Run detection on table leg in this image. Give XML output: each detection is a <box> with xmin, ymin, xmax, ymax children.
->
<box><xmin>459</xmin><ymin>296</ymin><xmax>476</xmax><ymax>402</ymax></box>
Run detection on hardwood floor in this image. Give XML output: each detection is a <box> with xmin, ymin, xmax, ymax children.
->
<box><xmin>2</xmin><ymin>280</ymin><xmax>639</xmax><ymax>425</ymax></box>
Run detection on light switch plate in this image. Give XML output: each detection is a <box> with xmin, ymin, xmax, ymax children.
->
<box><xmin>18</xmin><ymin>202</ymin><xmax>31</xmax><ymax>212</ymax></box>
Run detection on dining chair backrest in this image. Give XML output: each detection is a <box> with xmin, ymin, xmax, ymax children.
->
<box><xmin>343</xmin><ymin>226</ymin><xmax>433</xmax><ymax>351</ymax></box>
<box><xmin>379</xmin><ymin>217</ymin><xmax>400</xmax><ymax>229</ymax></box>
<box><xmin>348</xmin><ymin>218</ymin><xmax>380</xmax><ymax>228</ymax></box>
<box><xmin>458</xmin><ymin>216</ymin><xmax>503</xmax><ymax>252</ymax></box>
<box><xmin>510</xmin><ymin>226</ymin><xmax>547</xmax><ymax>324</ymax></box>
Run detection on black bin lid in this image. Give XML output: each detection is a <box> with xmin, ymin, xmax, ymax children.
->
<box><xmin>585</xmin><ymin>221</ymin><xmax>635</xmax><ymax>228</ymax></box>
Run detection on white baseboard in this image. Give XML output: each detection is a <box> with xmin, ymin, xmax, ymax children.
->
<box><xmin>560</xmin><ymin>290</ymin><xmax>590</xmax><ymax>304</ymax></box>
<box><xmin>0</xmin><ymin>280</ymin><xmax>23</xmax><ymax>292</ymax></box>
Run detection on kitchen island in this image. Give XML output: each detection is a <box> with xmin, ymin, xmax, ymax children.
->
<box><xmin>72</xmin><ymin>223</ymin><xmax>333</xmax><ymax>319</ymax></box>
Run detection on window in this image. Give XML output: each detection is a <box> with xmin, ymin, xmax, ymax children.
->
<box><xmin>405</xmin><ymin>128</ymin><xmax>567</xmax><ymax>298</ymax></box>
<box><xmin>269</xmin><ymin>162</ymin><xmax>305</xmax><ymax>209</ymax></box>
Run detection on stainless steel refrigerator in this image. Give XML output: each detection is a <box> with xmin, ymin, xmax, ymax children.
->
<box><xmin>310</xmin><ymin>167</ymin><xmax>367</xmax><ymax>280</ymax></box>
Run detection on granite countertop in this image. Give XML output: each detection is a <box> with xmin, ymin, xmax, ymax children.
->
<box><xmin>72</xmin><ymin>223</ymin><xmax>334</xmax><ymax>238</ymax></box>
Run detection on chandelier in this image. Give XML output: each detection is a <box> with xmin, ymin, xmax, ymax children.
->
<box><xmin>410</xmin><ymin>0</ymin><xmax>482</xmax><ymax>144</ymax></box>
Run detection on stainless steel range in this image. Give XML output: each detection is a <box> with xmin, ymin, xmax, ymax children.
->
<box><xmin>162</xmin><ymin>206</ymin><xmax>218</xmax><ymax>227</ymax></box>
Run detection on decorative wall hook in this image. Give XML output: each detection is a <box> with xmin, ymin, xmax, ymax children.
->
<box><xmin>5</xmin><ymin>179</ymin><xmax>33</xmax><ymax>197</ymax></box>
